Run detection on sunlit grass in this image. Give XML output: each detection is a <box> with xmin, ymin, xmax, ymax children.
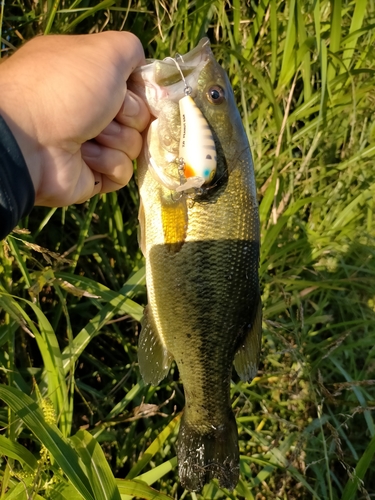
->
<box><xmin>1</xmin><ymin>0</ymin><xmax>375</xmax><ymax>499</ymax></box>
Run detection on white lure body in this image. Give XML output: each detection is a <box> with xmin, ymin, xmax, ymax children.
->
<box><xmin>176</xmin><ymin>95</ymin><xmax>217</xmax><ymax>192</ymax></box>
<box><xmin>146</xmin><ymin>95</ymin><xmax>217</xmax><ymax>194</ymax></box>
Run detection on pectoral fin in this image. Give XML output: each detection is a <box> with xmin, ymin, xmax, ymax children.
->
<box><xmin>234</xmin><ymin>299</ymin><xmax>262</xmax><ymax>382</ymax></box>
<box><xmin>161</xmin><ymin>196</ymin><xmax>188</xmax><ymax>252</ymax></box>
<box><xmin>138</xmin><ymin>199</ymin><xmax>146</xmax><ymax>256</ymax></box>
<box><xmin>138</xmin><ymin>306</ymin><xmax>173</xmax><ymax>385</ymax></box>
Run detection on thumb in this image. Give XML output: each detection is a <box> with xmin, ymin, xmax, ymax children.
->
<box><xmin>83</xmin><ymin>31</ymin><xmax>146</xmax><ymax>94</ymax></box>
<box><xmin>102</xmin><ymin>31</ymin><xmax>146</xmax><ymax>81</ymax></box>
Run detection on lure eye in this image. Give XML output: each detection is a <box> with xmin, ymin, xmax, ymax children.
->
<box><xmin>207</xmin><ymin>85</ymin><xmax>225</xmax><ymax>104</ymax></box>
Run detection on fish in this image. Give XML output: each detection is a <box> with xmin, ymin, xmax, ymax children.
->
<box><xmin>130</xmin><ymin>38</ymin><xmax>262</xmax><ymax>492</ymax></box>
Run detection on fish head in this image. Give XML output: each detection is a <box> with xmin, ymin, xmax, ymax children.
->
<box><xmin>132</xmin><ymin>38</ymin><xmax>248</xmax><ymax>192</ymax></box>
<box><xmin>195</xmin><ymin>55</ymin><xmax>244</xmax><ymax>147</ymax></box>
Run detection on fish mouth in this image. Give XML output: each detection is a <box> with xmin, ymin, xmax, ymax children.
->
<box><xmin>130</xmin><ymin>38</ymin><xmax>214</xmax><ymax>114</ymax></box>
<box><xmin>144</xmin><ymin>37</ymin><xmax>211</xmax><ymax>68</ymax></box>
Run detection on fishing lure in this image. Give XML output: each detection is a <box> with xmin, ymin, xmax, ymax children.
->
<box><xmin>148</xmin><ymin>55</ymin><xmax>217</xmax><ymax>194</ymax></box>
<box><xmin>176</xmin><ymin>93</ymin><xmax>217</xmax><ymax>192</ymax></box>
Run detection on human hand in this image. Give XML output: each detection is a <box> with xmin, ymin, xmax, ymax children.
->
<box><xmin>0</xmin><ymin>31</ymin><xmax>150</xmax><ymax>206</ymax></box>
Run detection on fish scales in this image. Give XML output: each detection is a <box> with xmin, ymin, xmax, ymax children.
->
<box><xmin>132</xmin><ymin>38</ymin><xmax>261</xmax><ymax>492</ymax></box>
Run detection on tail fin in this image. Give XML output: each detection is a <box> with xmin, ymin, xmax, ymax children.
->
<box><xmin>177</xmin><ymin>412</ymin><xmax>239</xmax><ymax>492</ymax></box>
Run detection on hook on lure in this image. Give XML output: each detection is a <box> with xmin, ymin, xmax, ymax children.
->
<box><xmin>163</xmin><ymin>56</ymin><xmax>192</xmax><ymax>96</ymax></box>
<box><xmin>161</xmin><ymin>55</ymin><xmax>217</xmax><ymax>194</ymax></box>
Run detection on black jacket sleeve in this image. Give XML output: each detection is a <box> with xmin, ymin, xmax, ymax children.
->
<box><xmin>0</xmin><ymin>115</ymin><xmax>35</xmax><ymax>239</ymax></box>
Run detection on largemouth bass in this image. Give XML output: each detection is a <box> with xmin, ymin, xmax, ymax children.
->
<box><xmin>131</xmin><ymin>38</ymin><xmax>261</xmax><ymax>492</ymax></box>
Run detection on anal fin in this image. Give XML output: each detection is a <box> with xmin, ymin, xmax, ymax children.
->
<box><xmin>234</xmin><ymin>298</ymin><xmax>262</xmax><ymax>382</ymax></box>
<box><xmin>138</xmin><ymin>305</ymin><xmax>173</xmax><ymax>385</ymax></box>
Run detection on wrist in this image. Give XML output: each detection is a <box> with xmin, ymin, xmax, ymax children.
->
<box><xmin>0</xmin><ymin>62</ymin><xmax>42</xmax><ymax>198</ymax></box>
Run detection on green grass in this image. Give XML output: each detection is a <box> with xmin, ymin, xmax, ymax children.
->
<box><xmin>1</xmin><ymin>0</ymin><xmax>375</xmax><ymax>498</ymax></box>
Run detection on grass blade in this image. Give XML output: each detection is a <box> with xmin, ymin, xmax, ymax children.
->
<box><xmin>136</xmin><ymin>457</ymin><xmax>178</xmax><ymax>486</ymax></box>
<box><xmin>341</xmin><ymin>0</ymin><xmax>367</xmax><ymax>72</ymax></box>
<box><xmin>330</xmin><ymin>358</ymin><xmax>375</xmax><ymax>437</ymax></box>
<box><xmin>59</xmin><ymin>269</ymin><xmax>145</xmax><ymax>374</ymax></box>
<box><xmin>0</xmin><ymin>291</ymin><xmax>69</xmax><ymax>435</ymax></box>
<box><xmin>296</xmin><ymin>0</ymin><xmax>311</xmax><ymax>101</ymax></box>
<box><xmin>116</xmin><ymin>479</ymin><xmax>173</xmax><ymax>500</ymax></box>
<box><xmin>63</xmin><ymin>0</ymin><xmax>115</xmax><ymax>33</ymax></box>
<box><xmin>0</xmin><ymin>435</ymin><xmax>38</xmax><ymax>472</ymax></box>
<box><xmin>70</xmin><ymin>430</ymin><xmax>121</xmax><ymax>500</ymax></box>
<box><xmin>341</xmin><ymin>433</ymin><xmax>375</xmax><ymax>500</ymax></box>
<box><xmin>0</xmin><ymin>386</ymin><xmax>94</xmax><ymax>500</ymax></box>
<box><xmin>46</xmin><ymin>482</ymin><xmax>84</xmax><ymax>500</ymax></box>
<box><xmin>126</xmin><ymin>413</ymin><xmax>181</xmax><ymax>479</ymax></box>
<box><xmin>278</xmin><ymin>0</ymin><xmax>296</xmax><ymax>88</ymax></box>
<box><xmin>327</xmin><ymin>0</ymin><xmax>342</xmax><ymax>82</ymax></box>
<box><xmin>270</xmin><ymin>0</ymin><xmax>278</xmax><ymax>83</ymax></box>
<box><xmin>3</xmin><ymin>477</ymin><xmax>34</xmax><ymax>500</ymax></box>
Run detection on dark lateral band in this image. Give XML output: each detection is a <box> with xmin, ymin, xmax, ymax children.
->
<box><xmin>0</xmin><ymin>115</ymin><xmax>35</xmax><ymax>239</ymax></box>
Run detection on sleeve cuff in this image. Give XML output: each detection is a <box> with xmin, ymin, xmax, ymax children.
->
<box><xmin>0</xmin><ymin>114</ymin><xmax>35</xmax><ymax>239</ymax></box>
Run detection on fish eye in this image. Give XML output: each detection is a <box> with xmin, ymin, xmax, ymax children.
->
<box><xmin>206</xmin><ymin>85</ymin><xmax>225</xmax><ymax>104</ymax></box>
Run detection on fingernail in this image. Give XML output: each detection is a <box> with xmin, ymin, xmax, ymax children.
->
<box><xmin>82</xmin><ymin>141</ymin><xmax>101</xmax><ymax>158</ymax></box>
<box><xmin>123</xmin><ymin>92</ymin><xmax>140</xmax><ymax>117</ymax></box>
<box><xmin>102</xmin><ymin>120</ymin><xmax>121</xmax><ymax>135</ymax></box>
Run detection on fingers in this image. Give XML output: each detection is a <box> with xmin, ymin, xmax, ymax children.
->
<box><xmin>81</xmin><ymin>141</ymin><xmax>134</xmax><ymax>193</ymax></box>
<box><xmin>80</xmin><ymin>89</ymin><xmax>150</xmax><ymax>195</ymax></box>
<box><xmin>116</xmin><ymin>90</ymin><xmax>150</xmax><ymax>131</ymax></box>
<box><xmin>96</xmin><ymin>120</ymin><xmax>143</xmax><ymax>159</ymax></box>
